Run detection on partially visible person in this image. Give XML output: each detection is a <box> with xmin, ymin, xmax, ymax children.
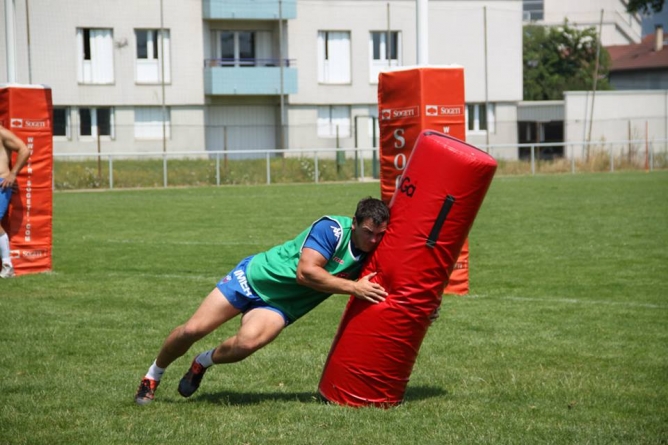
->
<box><xmin>134</xmin><ymin>196</ymin><xmax>390</xmax><ymax>405</ymax></box>
<box><xmin>0</xmin><ymin>125</ymin><xmax>30</xmax><ymax>279</ymax></box>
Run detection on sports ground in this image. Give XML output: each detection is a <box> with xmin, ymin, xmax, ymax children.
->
<box><xmin>1</xmin><ymin>171</ymin><xmax>666</xmax><ymax>444</ymax></box>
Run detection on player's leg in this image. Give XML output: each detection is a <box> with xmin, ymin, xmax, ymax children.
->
<box><xmin>213</xmin><ymin>307</ymin><xmax>286</xmax><ymax>363</ymax></box>
<box><xmin>135</xmin><ymin>287</ymin><xmax>240</xmax><ymax>405</ymax></box>
<box><xmin>0</xmin><ymin>185</ymin><xmax>15</xmax><ymax>278</ymax></box>
<box><xmin>178</xmin><ymin>307</ymin><xmax>286</xmax><ymax>398</ymax></box>
<box><xmin>156</xmin><ymin>287</ymin><xmax>241</xmax><ymax>368</ymax></box>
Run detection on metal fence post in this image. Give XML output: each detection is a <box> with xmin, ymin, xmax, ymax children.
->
<box><xmin>266</xmin><ymin>152</ymin><xmax>271</xmax><ymax>185</ymax></box>
<box><xmin>216</xmin><ymin>152</ymin><xmax>220</xmax><ymax>186</ymax></box>
<box><xmin>650</xmin><ymin>142</ymin><xmax>654</xmax><ymax>171</ymax></box>
<box><xmin>314</xmin><ymin>151</ymin><xmax>319</xmax><ymax>184</ymax></box>
<box><xmin>360</xmin><ymin>148</ymin><xmax>365</xmax><ymax>179</ymax></box>
<box><xmin>530</xmin><ymin>145</ymin><xmax>535</xmax><ymax>175</ymax></box>
<box><xmin>354</xmin><ymin>149</ymin><xmax>359</xmax><ymax>179</ymax></box>
<box><xmin>610</xmin><ymin>143</ymin><xmax>614</xmax><ymax>172</ymax></box>
<box><xmin>163</xmin><ymin>153</ymin><xmax>168</xmax><ymax>188</ymax></box>
<box><xmin>109</xmin><ymin>157</ymin><xmax>113</xmax><ymax>189</ymax></box>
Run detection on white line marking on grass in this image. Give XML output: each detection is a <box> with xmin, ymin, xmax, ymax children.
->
<box><xmin>497</xmin><ymin>295</ymin><xmax>665</xmax><ymax>309</ymax></box>
<box><xmin>102</xmin><ymin>272</ymin><xmax>218</xmax><ymax>282</ymax></box>
<box><xmin>81</xmin><ymin>236</ymin><xmax>266</xmax><ymax>246</ymax></box>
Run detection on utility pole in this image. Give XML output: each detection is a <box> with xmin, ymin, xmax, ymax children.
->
<box><xmin>586</xmin><ymin>9</ymin><xmax>604</xmax><ymax>149</ymax></box>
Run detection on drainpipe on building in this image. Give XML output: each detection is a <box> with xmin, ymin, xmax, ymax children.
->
<box><xmin>5</xmin><ymin>0</ymin><xmax>17</xmax><ymax>82</ymax></box>
<box><xmin>416</xmin><ymin>0</ymin><xmax>428</xmax><ymax>65</ymax></box>
<box><xmin>160</xmin><ymin>0</ymin><xmax>167</xmax><ymax>155</ymax></box>
<box><xmin>279</xmin><ymin>0</ymin><xmax>285</xmax><ymax>152</ymax></box>
<box><xmin>484</xmin><ymin>6</ymin><xmax>490</xmax><ymax>151</ymax></box>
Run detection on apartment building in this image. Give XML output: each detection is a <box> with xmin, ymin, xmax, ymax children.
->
<box><xmin>1</xmin><ymin>0</ymin><xmax>523</xmax><ymax>159</ymax></box>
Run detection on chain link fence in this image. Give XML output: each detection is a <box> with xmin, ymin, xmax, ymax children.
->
<box><xmin>53</xmin><ymin>138</ymin><xmax>667</xmax><ymax>190</ymax></box>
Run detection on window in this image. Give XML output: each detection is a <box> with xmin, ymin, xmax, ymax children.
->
<box><xmin>134</xmin><ymin>107</ymin><xmax>171</xmax><ymax>139</ymax></box>
<box><xmin>522</xmin><ymin>0</ymin><xmax>544</xmax><ymax>21</ymax></box>
<box><xmin>466</xmin><ymin>103</ymin><xmax>495</xmax><ymax>134</ymax></box>
<box><xmin>317</xmin><ymin>105</ymin><xmax>351</xmax><ymax>138</ymax></box>
<box><xmin>79</xmin><ymin>107</ymin><xmax>114</xmax><ymax>138</ymax></box>
<box><xmin>135</xmin><ymin>29</ymin><xmax>171</xmax><ymax>83</ymax></box>
<box><xmin>77</xmin><ymin>28</ymin><xmax>114</xmax><ymax>84</ymax></box>
<box><xmin>216</xmin><ymin>31</ymin><xmax>257</xmax><ymax>66</ymax></box>
<box><xmin>369</xmin><ymin>31</ymin><xmax>401</xmax><ymax>83</ymax></box>
<box><xmin>53</xmin><ymin>107</ymin><xmax>70</xmax><ymax>139</ymax></box>
<box><xmin>317</xmin><ymin>31</ymin><xmax>351</xmax><ymax>84</ymax></box>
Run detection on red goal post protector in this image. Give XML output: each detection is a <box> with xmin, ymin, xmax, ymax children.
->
<box><xmin>0</xmin><ymin>84</ymin><xmax>53</xmax><ymax>276</ymax></box>
<box><xmin>318</xmin><ymin>131</ymin><xmax>497</xmax><ymax>407</ymax></box>
<box><xmin>378</xmin><ymin>66</ymin><xmax>470</xmax><ymax>294</ymax></box>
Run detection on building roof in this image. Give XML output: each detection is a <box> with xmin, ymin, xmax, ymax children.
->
<box><xmin>607</xmin><ymin>32</ymin><xmax>668</xmax><ymax>72</ymax></box>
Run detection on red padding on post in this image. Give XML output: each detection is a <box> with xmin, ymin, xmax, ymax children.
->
<box><xmin>318</xmin><ymin>131</ymin><xmax>497</xmax><ymax>407</ymax></box>
<box><xmin>0</xmin><ymin>85</ymin><xmax>53</xmax><ymax>276</ymax></box>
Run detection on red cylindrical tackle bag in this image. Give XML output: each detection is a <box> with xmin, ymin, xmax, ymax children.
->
<box><xmin>318</xmin><ymin>131</ymin><xmax>497</xmax><ymax>407</ymax></box>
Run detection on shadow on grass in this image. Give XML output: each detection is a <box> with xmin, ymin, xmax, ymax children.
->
<box><xmin>190</xmin><ymin>385</ymin><xmax>448</xmax><ymax>406</ymax></box>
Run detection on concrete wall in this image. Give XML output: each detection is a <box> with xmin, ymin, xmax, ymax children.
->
<box><xmin>564</xmin><ymin>90</ymin><xmax>668</xmax><ymax>158</ymax></box>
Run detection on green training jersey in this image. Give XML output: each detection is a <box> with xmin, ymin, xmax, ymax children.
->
<box><xmin>247</xmin><ymin>216</ymin><xmax>364</xmax><ymax>323</ymax></box>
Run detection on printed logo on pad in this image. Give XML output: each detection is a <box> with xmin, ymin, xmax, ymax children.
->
<box><xmin>9</xmin><ymin>118</ymin><xmax>50</xmax><ymax>130</ymax></box>
<box><xmin>399</xmin><ymin>176</ymin><xmax>416</xmax><ymax>197</ymax></box>
<box><xmin>425</xmin><ymin>105</ymin><xmax>464</xmax><ymax>117</ymax></box>
<box><xmin>380</xmin><ymin>106</ymin><xmax>420</xmax><ymax>120</ymax></box>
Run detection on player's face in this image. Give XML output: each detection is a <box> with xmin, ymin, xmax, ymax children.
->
<box><xmin>352</xmin><ymin>218</ymin><xmax>388</xmax><ymax>253</ymax></box>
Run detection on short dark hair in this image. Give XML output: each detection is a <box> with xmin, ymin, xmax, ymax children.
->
<box><xmin>355</xmin><ymin>197</ymin><xmax>389</xmax><ymax>226</ymax></box>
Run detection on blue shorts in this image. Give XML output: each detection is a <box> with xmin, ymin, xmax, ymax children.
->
<box><xmin>0</xmin><ymin>178</ymin><xmax>12</xmax><ymax>219</ymax></box>
<box><xmin>216</xmin><ymin>255</ymin><xmax>290</xmax><ymax>326</ymax></box>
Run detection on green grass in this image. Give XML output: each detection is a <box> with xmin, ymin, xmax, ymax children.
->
<box><xmin>1</xmin><ymin>171</ymin><xmax>667</xmax><ymax>444</ymax></box>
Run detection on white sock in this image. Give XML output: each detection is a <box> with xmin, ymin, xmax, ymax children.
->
<box><xmin>0</xmin><ymin>233</ymin><xmax>11</xmax><ymax>266</ymax></box>
<box><xmin>145</xmin><ymin>360</ymin><xmax>165</xmax><ymax>381</ymax></box>
<box><xmin>195</xmin><ymin>348</ymin><xmax>215</xmax><ymax>368</ymax></box>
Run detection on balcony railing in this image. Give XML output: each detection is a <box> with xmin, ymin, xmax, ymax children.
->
<box><xmin>202</xmin><ymin>0</ymin><xmax>297</xmax><ymax>20</ymax></box>
<box><xmin>204</xmin><ymin>58</ymin><xmax>298</xmax><ymax>95</ymax></box>
<box><xmin>204</xmin><ymin>58</ymin><xmax>295</xmax><ymax>68</ymax></box>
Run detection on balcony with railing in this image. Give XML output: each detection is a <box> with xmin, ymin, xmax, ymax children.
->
<box><xmin>202</xmin><ymin>0</ymin><xmax>297</xmax><ymax>20</ymax></box>
<box><xmin>204</xmin><ymin>58</ymin><xmax>298</xmax><ymax>95</ymax></box>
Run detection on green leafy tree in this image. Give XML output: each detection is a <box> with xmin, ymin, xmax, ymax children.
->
<box><xmin>523</xmin><ymin>21</ymin><xmax>611</xmax><ymax>101</ymax></box>
<box><xmin>626</xmin><ymin>0</ymin><xmax>664</xmax><ymax>14</ymax></box>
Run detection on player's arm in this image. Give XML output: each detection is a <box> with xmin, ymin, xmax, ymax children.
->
<box><xmin>0</xmin><ymin>127</ymin><xmax>29</xmax><ymax>189</ymax></box>
<box><xmin>296</xmin><ymin>248</ymin><xmax>387</xmax><ymax>303</ymax></box>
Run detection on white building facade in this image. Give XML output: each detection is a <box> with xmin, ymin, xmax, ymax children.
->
<box><xmin>2</xmin><ymin>0</ymin><xmax>655</xmax><ymax>162</ymax></box>
<box><xmin>0</xmin><ymin>0</ymin><xmax>523</xmax><ymax>158</ymax></box>
<box><xmin>522</xmin><ymin>0</ymin><xmax>642</xmax><ymax>45</ymax></box>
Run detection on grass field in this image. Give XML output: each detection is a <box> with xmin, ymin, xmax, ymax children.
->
<box><xmin>1</xmin><ymin>171</ymin><xmax>667</xmax><ymax>444</ymax></box>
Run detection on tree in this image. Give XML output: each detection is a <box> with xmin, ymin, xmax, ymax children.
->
<box><xmin>523</xmin><ymin>21</ymin><xmax>611</xmax><ymax>101</ymax></box>
<box><xmin>626</xmin><ymin>0</ymin><xmax>664</xmax><ymax>14</ymax></box>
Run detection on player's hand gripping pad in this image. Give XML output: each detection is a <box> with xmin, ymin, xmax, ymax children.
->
<box><xmin>318</xmin><ymin>131</ymin><xmax>497</xmax><ymax>407</ymax></box>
